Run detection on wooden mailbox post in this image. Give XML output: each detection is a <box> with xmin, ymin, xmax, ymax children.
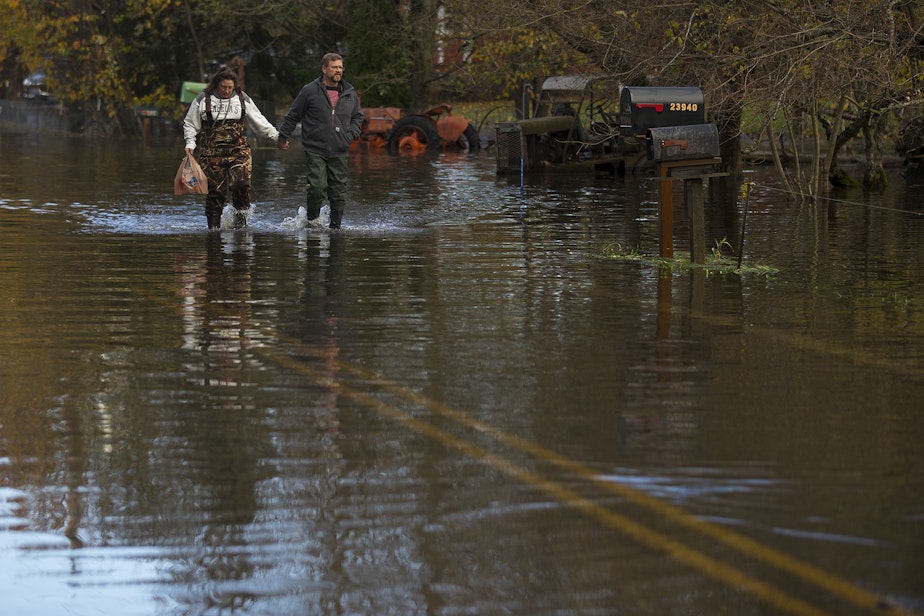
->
<box><xmin>619</xmin><ymin>87</ymin><xmax>725</xmax><ymax>263</ymax></box>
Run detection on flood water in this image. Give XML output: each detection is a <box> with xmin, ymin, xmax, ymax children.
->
<box><xmin>1</xmin><ymin>130</ymin><xmax>923</xmax><ymax>616</ymax></box>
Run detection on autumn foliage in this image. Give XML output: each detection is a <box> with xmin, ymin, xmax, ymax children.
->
<box><xmin>2</xmin><ymin>0</ymin><xmax>922</xmax><ymax>191</ymax></box>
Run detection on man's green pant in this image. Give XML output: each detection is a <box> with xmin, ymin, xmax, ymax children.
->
<box><xmin>305</xmin><ymin>152</ymin><xmax>349</xmax><ymax>228</ymax></box>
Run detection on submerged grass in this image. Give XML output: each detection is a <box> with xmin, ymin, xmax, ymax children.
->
<box><xmin>600</xmin><ymin>238</ymin><xmax>779</xmax><ymax>278</ymax></box>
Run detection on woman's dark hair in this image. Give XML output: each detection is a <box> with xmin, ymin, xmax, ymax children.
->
<box><xmin>205</xmin><ymin>68</ymin><xmax>239</xmax><ymax>96</ymax></box>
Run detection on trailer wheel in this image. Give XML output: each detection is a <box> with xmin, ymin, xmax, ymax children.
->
<box><xmin>387</xmin><ymin>116</ymin><xmax>442</xmax><ymax>153</ymax></box>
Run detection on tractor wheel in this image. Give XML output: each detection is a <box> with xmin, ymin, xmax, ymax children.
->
<box><xmin>387</xmin><ymin>116</ymin><xmax>442</xmax><ymax>153</ymax></box>
<box><xmin>458</xmin><ymin>123</ymin><xmax>480</xmax><ymax>151</ymax></box>
<box><xmin>632</xmin><ymin>153</ymin><xmax>658</xmax><ymax>177</ymax></box>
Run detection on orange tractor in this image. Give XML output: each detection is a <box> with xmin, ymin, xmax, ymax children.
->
<box><xmin>352</xmin><ymin>104</ymin><xmax>480</xmax><ymax>154</ymax></box>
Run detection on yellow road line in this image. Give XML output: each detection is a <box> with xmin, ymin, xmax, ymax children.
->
<box><xmin>339</xmin><ymin>360</ymin><xmax>909</xmax><ymax>615</ymax></box>
<box><xmin>267</xmin><ymin>346</ymin><xmax>912</xmax><ymax>615</ymax></box>
<box><xmin>356</xmin><ymin>386</ymin><xmax>828</xmax><ymax>616</ymax></box>
<box><xmin>180</xmin><ymin>282</ymin><xmax>913</xmax><ymax>616</ymax></box>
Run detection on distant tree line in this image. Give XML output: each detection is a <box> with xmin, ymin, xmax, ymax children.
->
<box><xmin>2</xmin><ymin>0</ymin><xmax>922</xmax><ymax>193</ymax></box>
<box><xmin>0</xmin><ymin>0</ymin><xmax>444</xmax><ymax>129</ymax></box>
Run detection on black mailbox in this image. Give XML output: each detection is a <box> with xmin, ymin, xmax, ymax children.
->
<box><xmin>620</xmin><ymin>87</ymin><xmax>705</xmax><ymax>137</ymax></box>
<box><xmin>646</xmin><ymin>124</ymin><xmax>720</xmax><ymax>162</ymax></box>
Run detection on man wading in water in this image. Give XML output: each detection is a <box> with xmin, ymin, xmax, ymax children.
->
<box><xmin>183</xmin><ymin>67</ymin><xmax>281</xmax><ymax>229</ymax></box>
<box><xmin>276</xmin><ymin>52</ymin><xmax>363</xmax><ymax>229</ymax></box>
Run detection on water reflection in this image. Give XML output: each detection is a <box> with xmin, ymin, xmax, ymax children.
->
<box><xmin>296</xmin><ymin>230</ymin><xmax>345</xmax><ymax>465</ymax></box>
<box><xmin>1</xmin><ymin>133</ymin><xmax>923</xmax><ymax>614</ymax></box>
<box><xmin>170</xmin><ymin>231</ymin><xmax>271</xmax><ymax>610</ymax></box>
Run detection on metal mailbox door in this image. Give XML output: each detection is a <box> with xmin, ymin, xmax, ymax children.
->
<box><xmin>646</xmin><ymin>124</ymin><xmax>720</xmax><ymax>162</ymax></box>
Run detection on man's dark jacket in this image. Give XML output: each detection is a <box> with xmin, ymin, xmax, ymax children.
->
<box><xmin>278</xmin><ymin>76</ymin><xmax>364</xmax><ymax>156</ymax></box>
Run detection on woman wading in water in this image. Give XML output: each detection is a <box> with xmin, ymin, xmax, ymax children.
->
<box><xmin>182</xmin><ymin>68</ymin><xmax>283</xmax><ymax>229</ymax></box>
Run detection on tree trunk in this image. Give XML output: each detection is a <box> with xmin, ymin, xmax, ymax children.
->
<box><xmin>185</xmin><ymin>0</ymin><xmax>205</xmax><ymax>82</ymax></box>
<box><xmin>711</xmin><ymin>105</ymin><xmax>745</xmax><ymax>218</ymax></box>
<box><xmin>809</xmin><ymin>101</ymin><xmax>824</xmax><ymax>197</ymax></box>
<box><xmin>825</xmin><ymin>96</ymin><xmax>859</xmax><ymax>188</ymax></box>
<box><xmin>769</xmin><ymin>128</ymin><xmax>795</xmax><ymax>198</ymax></box>
<box><xmin>716</xmin><ymin>107</ymin><xmax>742</xmax><ymax>178</ymax></box>
<box><xmin>862</xmin><ymin>112</ymin><xmax>888</xmax><ymax>191</ymax></box>
<box><xmin>408</xmin><ymin>0</ymin><xmax>440</xmax><ymax>108</ymax></box>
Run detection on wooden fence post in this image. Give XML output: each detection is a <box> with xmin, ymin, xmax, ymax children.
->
<box><xmin>685</xmin><ymin>177</ymin><xmax>705</xmax><ymax>265</ymax></box>
<box><xmin>659</xmin><ymin>166</ymin><xmax>673</xmax><ymax>259</ymax></box>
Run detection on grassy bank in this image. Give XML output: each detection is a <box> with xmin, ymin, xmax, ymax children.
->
<box><xmin>443</xmin><ymin>101</ymin><xmax>517</xmax><ymax>131</ymax></box>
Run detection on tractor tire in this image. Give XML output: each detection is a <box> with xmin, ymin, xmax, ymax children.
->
<box><xmin>386</xmin><ymin>116</ymin><xmax>442</xmax><ymax>153</ymax></box>
<box><xmin>632</xmin><ymin>153</ymin><xmax>658</xmax><ymax>177</ymax></box>
<box><xmin>458</xmin><ymin>123</ymin><xmax>480</xmax><ymax>151</ymax></box>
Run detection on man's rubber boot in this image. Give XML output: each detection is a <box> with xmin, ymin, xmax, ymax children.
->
<box><xmin>305</xmin><ymin>205</ymin><xmax>323</xmax><ymax>228</ymax></box>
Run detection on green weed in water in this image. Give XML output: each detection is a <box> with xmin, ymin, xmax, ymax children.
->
<box><xmin>600</xmin><ymin>239</ymin><xmax>778</xmax><ymax>278</ymax></box>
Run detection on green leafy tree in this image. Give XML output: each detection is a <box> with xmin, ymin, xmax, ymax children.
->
<box><xmin>0</xmin><ymin>0</ymin><xmax>336</xmax><ymax>132</ymax></box>
<box><xmin>1</xmin><ymin>0</ymin><xmax>185</xmax><ymax>132</ymax></box>
<box><xmin>344</xmin><ymin>0</ymin><xmax>413</xmax><ymax>107</ymax></box>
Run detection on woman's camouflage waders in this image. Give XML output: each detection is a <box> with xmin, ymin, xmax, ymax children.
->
<box><xmin>197</xmin><ymin>119</ymin><xmax>252</xmax><ymax>229</ymax></box>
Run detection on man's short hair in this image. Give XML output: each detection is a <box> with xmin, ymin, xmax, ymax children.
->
<box><xmin>322</xmin><ymin>52</ymin><xmax>343</xmax><ymax>68</ymax></box>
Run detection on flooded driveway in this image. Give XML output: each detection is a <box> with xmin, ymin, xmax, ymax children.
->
<box><xmin>1</xmin><ymin>132</ymin><xmax>923</xmax><ymax>615</ymax></box>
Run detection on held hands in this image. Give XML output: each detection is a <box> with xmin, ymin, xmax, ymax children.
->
<box><xmin>276</xmin><ymin>138</ymin><xmax>290</xmax><ymax>151</ymax></box>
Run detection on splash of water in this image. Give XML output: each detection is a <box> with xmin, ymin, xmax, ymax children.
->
<box><xmin>281</xmin><ymin>205</ymin><xmax>330</xmax><ymax>230</ymax></box>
